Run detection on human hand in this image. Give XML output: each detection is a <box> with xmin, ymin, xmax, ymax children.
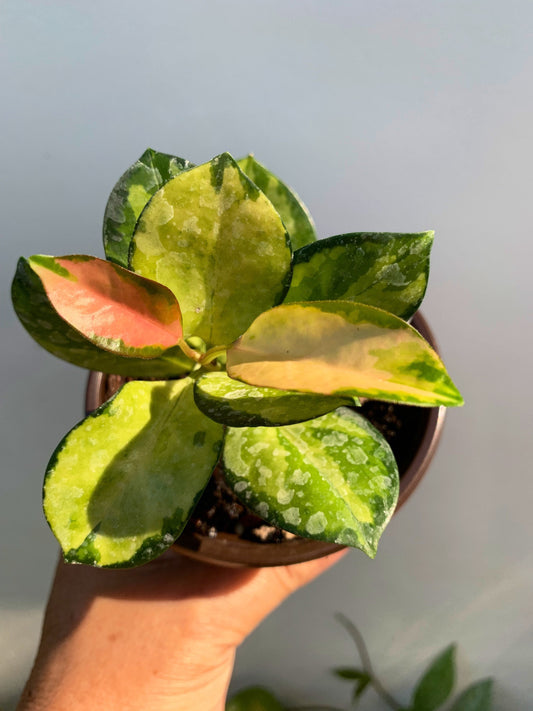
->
<box><xmin>17</xmin><ymin>548</ymin><xmax>346</xmax><ymax>711</ymax></box>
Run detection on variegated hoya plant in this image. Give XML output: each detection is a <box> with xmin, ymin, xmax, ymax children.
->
<box><xmin>11</xmin><ymin>149</ymin><xmax>463</xmax><ymax>568</ymax></box>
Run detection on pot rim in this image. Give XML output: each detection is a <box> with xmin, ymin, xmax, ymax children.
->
<box><xmin>85</xmin><ymin>310</ymin><xmax>445</xmax><ymax>567</ymax></box>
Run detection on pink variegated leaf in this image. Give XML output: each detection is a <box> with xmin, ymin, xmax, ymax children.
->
<box><xmin>29</xmin><ymin>254</ymin><xmax>183</xmax><ymax>358</ymax></box>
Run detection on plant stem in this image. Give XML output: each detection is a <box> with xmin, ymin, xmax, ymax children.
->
<box><xmin>200</xmin><ymin>344</ymin><xmax>227</xmax><ymax>366</ymax></box>
<box><xmin>335</xmin><ymin>613</ymin><xmax>403</xmax><ymax>711</ymax></box>
<box><xmin>177</xmin><ymin>338</ymin><xmax>202</xmax><ymax>363</ymax></box>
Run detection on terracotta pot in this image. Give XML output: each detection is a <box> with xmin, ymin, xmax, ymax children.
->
<box><xmin>85</xmin><ymin>311</ymin><xmax>445</xmax><ymax>568</ymax></box>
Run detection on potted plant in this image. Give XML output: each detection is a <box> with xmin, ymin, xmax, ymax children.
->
<box><xmin>11</xmin><ymin>149</ymin><xmax>463</xmax><ymax>569</ymax></box>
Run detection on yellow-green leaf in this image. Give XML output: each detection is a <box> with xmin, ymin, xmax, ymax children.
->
<box><xmin>44</xmin><ymin>378</ymin><xmax>223</xmax><ymax>568</ymax></box>
<box><xmin>227</xmin><ymin>301</ymin><xmax>463</xmax><ymax>407</ymax></box>
<box><xmin>238</xmin><ymin>155</ymin><xmax>316</xmax><ymax>250</ymax></box>
<box><xmin>194</xmin><ymin>371</ymin><xmax>354</xmax><ymax>427</ymax></box>
<box><xmin>223</xmin><ymin>408</ymin><xmax>399</xmax><ymax>557</ymax></box>
<box><xmin>130</xmin><ymin>153</ymin><xmax>292</xmax><ymax>346</ymax></box>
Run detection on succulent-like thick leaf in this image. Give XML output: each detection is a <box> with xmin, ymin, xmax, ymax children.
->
<box><xmin>284</xmin><ymin>232</ymin><xmax>434</xmax><ymax>320</ymax></box>
<box><xmin>226</xmin><ymin>687</ymin><xmax>286</xmax><ymax>711</ymax></box>
<box><xmin>449</xmin><ymin>679</ymin><xmax>493</xmax><ymax>711</ymax></box>
<box><xmin>130</xmin><ymin>153</ymin><xmax>292</xmax><ymax>346</ymax></box>
<box><xmin>28</xmin><ymin>254</ymin><xmax>184</xmax><ymax>357</ymax></box>
<box><xmin>12</xmin><ymin>257</ymin><xmax>193</xmax><ymax>376</ymax></box>
<box><xmin>223</xmin><ymin>408</ymin><xmax>399</xmax><ymax>557</ymax></box>
<box><xmin>227</xmin><ymin>301</ymin><xmax>464</xmax><ymax>407</ymax></box>
<box><xmin>194</xmin><ymin>371</ymin><xmax>355</xmax><ymax>427</ymax></box>
<box><xmin>103</xmin><ymin>148</ymin><xmax>193</xmax><ymax>267</ymax></box>
<box><xmin>237</xmin><ymin>155</ymin><xmax>316</xmax><ymax>250</ymax></box>
<box><xmin>43</xmin><ymin>378</ymin><xmax>223</xmax><ymax>568</ymax></box>
<box><xmin>412</xmin><ymin>645</ymin><xmax>456</xmax><ymax>711</ymax></box>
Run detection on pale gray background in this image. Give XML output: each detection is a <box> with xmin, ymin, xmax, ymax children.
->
<box><xmin>1</xmin><ymin>1</ymin><xmax>532</xmax><ymax>709</ymax></box>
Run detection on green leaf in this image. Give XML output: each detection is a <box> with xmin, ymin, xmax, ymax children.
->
<box><xmin>26</xmin><ymin>254</ymin><xmax>184</xmax><ymax>358</ymax></box>
<box><xmin>130</xmin><ymin>152</ymin><xmax>292</xmax><ymax>346</ymax></box>
<box><xmin>353</xmin><ymin>674</ymin><xmax>372</xmax><ymax>701</ymax></box>
<box><xmin>411</xmin><ymin>645</ymin><xmax>456</xmax><ymax>711</ymax></box>
<box><xmin>11</xmin><ymin>257</ymin><xmax>193</xmax><ymax>377</ymax></box>
<box><xmin>223</xmin><ymin>407</ymin><xmax>399</xmax><ymax>557</ymax></box>
<box><xmin>332</xmin><ymin>667</ymin><xmax>369</xmax><ymax>681</ymax></box>
<box><xmin>103</xmin><ymin>148</ymin><xmax>193</xmax><ymax>267</ymax></box>
<box><xmin>194</xmin><ymin>371</ymin><xmax>355</xmax><ymax>427</ymax></box>
<box><xmin>449</xmin><ymin>679</ymin><xmax>493</xmax><ymax>711</ymax></box>
<box><xmin>284</xmin><ymin>232</ymin><xmax>434</xmax><ymax>320</ymax></box>
<box><xmin>226</xmin><ymin>686</ymin><xmax>286</xmax><ymax>711</ymax></box>
<box><xmin>237</xmin><ymin>155</ymin><xmax>316</xmax><ymax>250</ymax></box>
<box><xmin>227</xmin><ymin>301</ymin><xmax>464</xmax><ymax>407</ymax></box>
<box><xmin>43</xmin><ymin>378</ymin><xmax>223</xmax><ymax>568</ymax></box>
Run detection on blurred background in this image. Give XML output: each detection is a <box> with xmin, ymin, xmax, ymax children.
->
<box><xmin>1</xmin><ymin>1</ymin><xmax>532</xmax><ymax>708</ymax></box>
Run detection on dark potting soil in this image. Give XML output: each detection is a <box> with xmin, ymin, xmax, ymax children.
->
<box><xmin>102</xmin><ymin>375</ymin><xmax>431</xmax><ymax>545</ymax></box>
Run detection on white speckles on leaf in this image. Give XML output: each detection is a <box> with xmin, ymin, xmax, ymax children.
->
<box><xmin>154</xmin><ymin>200</ymin><xmax>175</xmax><ymax>226</ymax></box>
<box><xmin>248</xmin><ymin>441</ymin><xmax>270</xmax><ymax>455</ymax></box>
<box><xmin>182</xmin><ymin>215</ymin><xmax>200</xmax><ymax>234</ymax></box>
<box><xmin>256</xmin><ymin>502</ymin><xmax>269</xmax><ymax>518</ymax></box>
<box><xmin>276</xmin><ymin>488</ymin><xmax>294</xmax><ymax>505</ymax></box>
<box><xmin>234</xmin><ymin>480</ymin><xmax>249</xmax><ymax>493</ymax></box>
<box><xmin>258</xmin><ymin>465</ymin><xmax>272</xmax><ymax>478</ymax></box>
<box><xmin>321</xmin><ymin>432</ymin><xmax>349</xmax><ymax>447</ymax></box>
<box><xmin>291</xmin><ymin>468</ymin><xmax>311</xmax><ymax>485</ymax></box>
<box><xmin>346</xmin><ymin>449</ymin><xmax>368</xmax><ymax>466</ymax></box>
<box><xmin>306</xmin><ymin>511</ymin><xmax>328</xmax><ymax>535</ymax></box>
<box><xmin>378</xmin><ymin>262</ymin><xmax>407</xmax><ymax>286</ymax></box>
<box><xmin>282</xmin><ymin>507</ymin><xmax>302</xmax><ymax>526</ymax></box>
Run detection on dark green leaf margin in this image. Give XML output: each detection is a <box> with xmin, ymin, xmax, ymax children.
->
<box><xmin>285</xmin><ymin>232</ymin><xmax>434</xmax><ymax>320</ymax></box>
<box><xmin>103</xmin><ymin>148</ymin><xmax>194</xmax><ymax>267</ymax></box>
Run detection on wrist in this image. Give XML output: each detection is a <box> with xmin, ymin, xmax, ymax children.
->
<box><xmin>18</xmin><ymin>645</ymin><xmax>235</xmax><ymax>711</ymax></box>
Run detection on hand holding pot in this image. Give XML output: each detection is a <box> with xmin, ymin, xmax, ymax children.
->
<box><xmin>17</xmin><ymin>550</ymin><xmax>345</xmax><ymax>711</ymax></box>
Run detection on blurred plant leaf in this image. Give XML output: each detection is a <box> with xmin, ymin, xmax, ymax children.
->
<box><xmin>332</xmin><ymin>667</ymin><xmax>369</xmax><ymax>681</ymax></box>
<box><xmin>449</xmin><ymin>679</ymin><xmax>493</xmax><ymax>711</ymax></box>
<box><xmin>411</xmin><ymin>644</ymin><xmax>456</xmax><ymax>711</ymax></box>
<box><xmin>226</xmin><ymin>686</ymin><xmax>286</xmax><ymax>710</ymax></box>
